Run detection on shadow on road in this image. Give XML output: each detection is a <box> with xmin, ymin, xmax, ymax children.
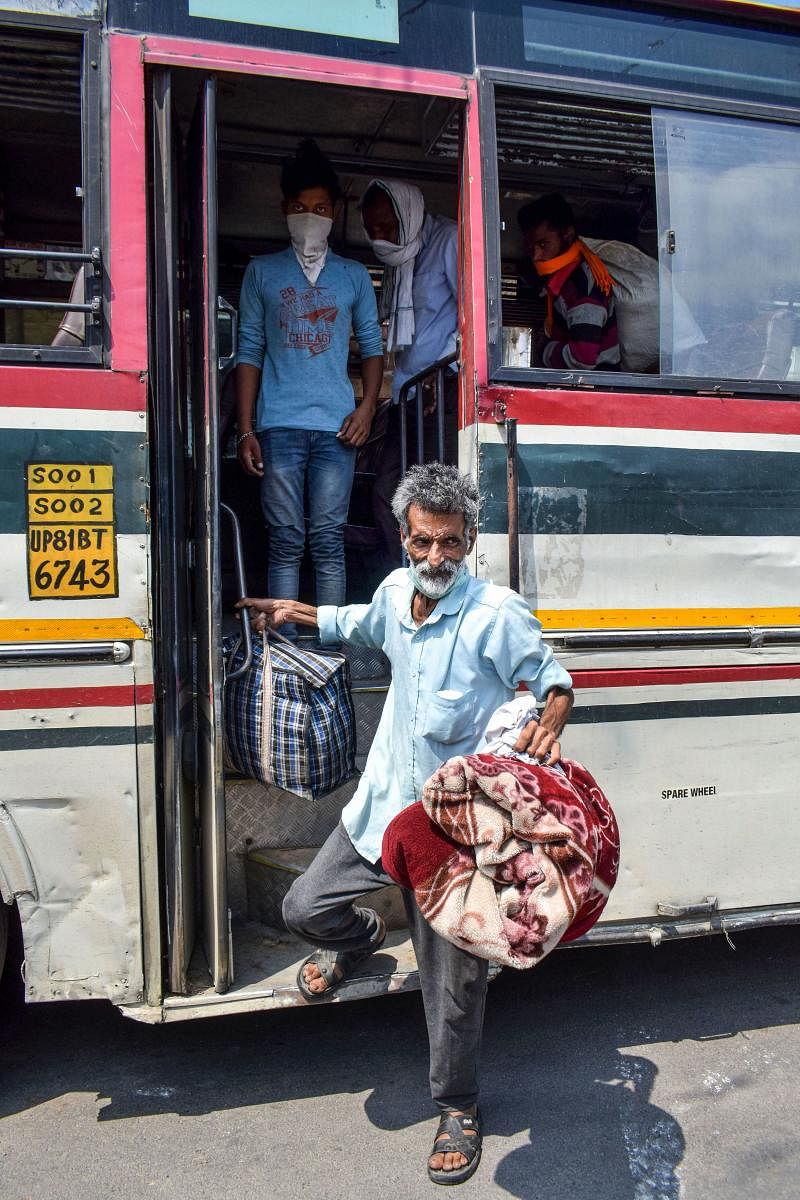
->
<box><xmin>1</xmin><ymin>925</ymin><xmax>798</xmax><ymax>1198</ymax></box>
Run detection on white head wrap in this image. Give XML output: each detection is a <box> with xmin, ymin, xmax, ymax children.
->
<box><xmin>364</xmin><ymin>179</ymin><xmax>425</xmax><ymax>352</ymax></box>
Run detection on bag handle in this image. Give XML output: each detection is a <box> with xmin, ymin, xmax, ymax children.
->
<box><xmin>259</xmin><ymin>631</ymin><xmax>275</xmax><ymax>786</ymax></box>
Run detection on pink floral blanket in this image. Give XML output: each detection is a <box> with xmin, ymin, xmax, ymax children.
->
<box><xmin>381</xmin><ymin>754</ymin><xmax>619</xmax><ymax>969</ymax></box>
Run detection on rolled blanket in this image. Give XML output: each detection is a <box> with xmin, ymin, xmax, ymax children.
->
<box><xmin>381</xmin><ymin>754</ymin><xmax>619</xmax><ymax>969</ymax></box>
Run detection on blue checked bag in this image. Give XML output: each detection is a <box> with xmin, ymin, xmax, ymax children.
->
<box><xmin>223</xmin><ymin>632</ymin><xmax>356</xmax><ymax>800</ymax></box>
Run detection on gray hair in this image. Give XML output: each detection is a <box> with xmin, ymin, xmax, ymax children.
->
<box><xmin>391</xmin><ymin>463</ymin><xmax>479</xmax><ymax>535</ymax></box>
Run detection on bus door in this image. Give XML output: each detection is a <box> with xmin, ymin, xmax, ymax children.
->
<box><xmin>150</xmin><ymin>67</ymin><xmax>196</xmax><ymax>996</ymax></box>
<box><xmin>150</xmin><ymin>70</ymin><xmax>230</xmax><ymax>995</ymax></box>
<box><xmin>187</xmin><ymin>76</ymin><xmax>230</xmax><ymax>994</ymax></box>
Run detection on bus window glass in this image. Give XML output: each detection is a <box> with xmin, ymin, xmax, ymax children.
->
<box><xmin>0</xmin><ymin>25</ymin><xmax>99</xmax><ymax>360</ymax></box>
<box><xmin>521</xmin><ymin>2</ymin><xmax>800</xmax><ymax>107</ymax></box>
<box><xmin>494</xmin><ymin>87</ymin><xmax>659</xmax><ymax>375</ymax></box>
<box><xmin>653</xmin><ymin>108</ymin><xmax>800</xmax><ymax>381</ymax></box>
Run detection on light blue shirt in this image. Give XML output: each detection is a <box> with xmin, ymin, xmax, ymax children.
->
<box><xmin>391</xmin><ymin>213</ymin><xmax>459</xmax><ymax>402</ymax></box>
<box><xmin>317</xmin><ymin>568</ymin><xmax>573</xmax><ymax>862</ymax></box>
<box><xmin>236</xmin><ymin>248</ymin><xmax>384</xmax><ymax>433</ymax></box>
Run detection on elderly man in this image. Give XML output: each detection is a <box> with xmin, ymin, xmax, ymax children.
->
<box><xmin>238</xmin><ymin>463</ymin><xmax>573</xmax><ymax>1187</ymax></box>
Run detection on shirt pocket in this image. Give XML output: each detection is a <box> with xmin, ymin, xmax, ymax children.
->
<box><xmin>421</xmin><ymin>689</ymin><xmax>476</xmax><ymax>746</ymax></box>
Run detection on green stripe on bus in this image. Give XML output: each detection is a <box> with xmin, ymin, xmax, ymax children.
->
<box><xmin>0</xmin><ymin>429</ymin><xmax>147</xmax><ymax>535</ymax></box>
<box><xmin>569</xmin><ymin>695</ymin><xmax>800</xmax><ymax>724</ymax></box>
<box><xmin>0</xmin><ymin>726</ymin><xmax>153</xmax><ymax>751</ymax></box>
<box><xmin>479</xmin><ymin>442</ymin><xmax>800</xmax><ymax>537</ymax></box>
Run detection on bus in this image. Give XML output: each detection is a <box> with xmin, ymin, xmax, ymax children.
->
<box><xmin>1</xmin><ymin>0</ymin><xmax>799</xmax><ymax>1022</ymax></box>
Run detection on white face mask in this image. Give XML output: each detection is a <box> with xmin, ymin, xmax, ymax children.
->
<box><xmin>287</xmin><ymin>213</ymin><xmax>332</xmax><ymax>263</ymax></box>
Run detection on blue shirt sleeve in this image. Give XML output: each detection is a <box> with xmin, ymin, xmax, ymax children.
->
<box><xmin>317</xmin><ymin>585</ymin><xmax>389</xmax><ymax>649</ymax></box>
<box><xmin>350</xmin><ymin>263</ymin><xmax>384</xmax><ymax>360</ymax></box>
<box><xmin>235</xmin><ymin>259</ymin><xmax>267</xmax><ymax>369</ymax></box>
<box><xmin>482</xmin><ymin>593</ymin><xmax>573</xmax><ymax>702</ymax></box>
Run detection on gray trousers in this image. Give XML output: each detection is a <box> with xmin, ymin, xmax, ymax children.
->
<box><xmin>282</xmin><ymin>820</ymin><xmax>489</xmax><ymax>1112</ymax></box>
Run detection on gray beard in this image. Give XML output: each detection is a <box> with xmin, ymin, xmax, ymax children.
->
<box><xmin>408</xmin><ymin>555</ymin><xmax>463</xmax><ymax>599</ymax></box>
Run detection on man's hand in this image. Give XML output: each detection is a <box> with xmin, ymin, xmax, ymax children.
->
<box><xmin>337</xmin><ymin>401</ymin><xmax>375</xmax><ymax>448</ymax></box>
<box><xmin>514</xmin><ymin>718</ymin><xmax>562</xmax><ymax>765</ymax></box>
<box><xmin>237</xmin><ymin>433</ymin><xmax>264</xmax><ymax>477</ymax></box>
<box><xmin>514</xmin><ymin>686</ymin><xmax>574</xmax><ymax>766</ymax></box>
<box><xmin>235</xmin><ymin>596</ymin><xmax>319</xmax><ymax>633</ymax></box>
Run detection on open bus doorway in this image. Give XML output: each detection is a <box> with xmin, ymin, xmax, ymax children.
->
<box><xmin>148</xmin><ymin>65</ymin><xmax>465</xmax><ymax>1004</ymax></box>
<box><xmin>210</xmin><ymin>69</ymin><xmax>464</xmax><ymax>610</ymax></box>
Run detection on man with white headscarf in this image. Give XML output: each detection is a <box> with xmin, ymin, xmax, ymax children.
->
<box><xmin>362</xmin><ymin>180</ymin><xmax>459</xmax><ymax>569</ymax></box>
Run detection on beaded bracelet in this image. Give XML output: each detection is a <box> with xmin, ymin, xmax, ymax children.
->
<box><xmin>236</xmin><ymin>431</ymin><xmax>257</xmax><ymax>446</ymax></box>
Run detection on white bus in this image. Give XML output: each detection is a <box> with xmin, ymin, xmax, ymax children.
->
<box><xmin>1</xmin><ymin>0</ymin><xmax>798</xmax><ymax>1022</ymax></box>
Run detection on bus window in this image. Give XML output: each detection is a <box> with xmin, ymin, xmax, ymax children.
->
<box><xmin>0</xmin><ymin>22</ymin><xmax>102</xmax><ymax>363</ymax></box>
<box><xmin>494</xmin><ymin>88</ymin><xmax>658</xmax><ymax>375</ymax></box>
<box><xmin>492</xmin><ymin>82</ymin><xmax>800</xmax><ymax>389</ymax></box>
<box><xmin>653</xmin><ymin>107</ymin><xmax>800</xmax><ymax>381</ymax></box>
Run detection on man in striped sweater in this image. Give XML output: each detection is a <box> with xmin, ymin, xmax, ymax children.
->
<box><xmin>518</xmin><ymin>193</ymin><xmax>620</xmax><ymax>371</ymax></box>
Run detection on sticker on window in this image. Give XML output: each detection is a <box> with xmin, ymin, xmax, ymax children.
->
<box><xmin>26</xmin><ymin>463</ymin><xmax>118</xmax><ymax>599</ymax></box>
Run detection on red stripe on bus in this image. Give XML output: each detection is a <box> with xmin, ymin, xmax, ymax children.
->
<box><xmin>478</xmin><ymin>387</ymin><xmax>800</xmax><ymax>436</ymax></box>
<box><xmin>1</xmin><ymin>366</ymin><xmax>146</xmax><ymax>412</ymax></box>
<box><xmin>570</xmin><ymin>665</ymin><xmax>800</xmax><ymax>689</ymax></box>
<box><xmin>0</xmin><ymin>684</ymin><xmax>154</xmax><ymax>710</ymax></box>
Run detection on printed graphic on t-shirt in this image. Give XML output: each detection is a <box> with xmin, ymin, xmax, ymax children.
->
<box><xmin>279</xmin><ymin>285</ymin><xmax>339</xmax><ymax>357</ymax></box>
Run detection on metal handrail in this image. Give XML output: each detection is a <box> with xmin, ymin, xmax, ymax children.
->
<box><xmin>220</xmin><ymin>502</ymin><xmax>253</xmax><ymax>682</ymax></box>
<box><xmin>396</xmin><ymin>350</ymin><xmax>459</xmax><ymax>473</ymax></box>
<box><xmin>0</xmin><ymin>246</ymin><xmax>103</xmax><ymax>321</ymax></box>
<box><xmin>0</xmin><ymin>641</ymin><xmax>131</xmax><ymax>666</ymax></box>
<box><xmin>549</xmin><ymin>627</ymin><xmax>800</xmax><ymax>651</ymax></box>
<box><xmin>0</xmin><ymin>297</ymin><xmax>101</xmax><ymax>314</ymax></box>
<box><xmin>0</xmin><ymin>247</ymin><xmax>101</xmax><ymax>264</ymax></box>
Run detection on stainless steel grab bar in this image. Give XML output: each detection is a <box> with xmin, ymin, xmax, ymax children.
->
<box><xmin>0</xmin><ymin>640</ymin><xmax>132</xmax><ymax>666</ymax></box>
<box><xmin>220</xmin><ymin>503</ymin><xmax>253</xmax><ymax>682</ymax></box>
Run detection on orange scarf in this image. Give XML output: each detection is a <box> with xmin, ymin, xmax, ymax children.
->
<box><xmin>535</xmin><ymin>239</ymin><xmax>614</xmax><ymax>335</ymax></box>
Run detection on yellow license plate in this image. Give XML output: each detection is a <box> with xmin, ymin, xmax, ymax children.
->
<box><xmin>27</xmin><ymin>463</ymin><xmax>118</xmax><ymax>600</ymax></box>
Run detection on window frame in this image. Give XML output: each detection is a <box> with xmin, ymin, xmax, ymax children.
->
<box><xmin>480</xmin><ymin>66</ymin><xmax>800</xmax><ymax>398</ymax></box>
<box><xmin>0</xmin><ymin>14</ymin><xmax>104</xmax><ymax>366</ymax></box>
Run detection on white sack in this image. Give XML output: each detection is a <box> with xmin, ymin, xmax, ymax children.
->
<box><xmin>582</xmin><ymin>237</ymin><xmax>659</xmax><ymax>372</ymax></box>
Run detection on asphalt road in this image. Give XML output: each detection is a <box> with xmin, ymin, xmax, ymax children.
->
<box><xmin>1</xmin><ymin>925</ymin><xmax>798</xmax><ymax>1200</ymax></box>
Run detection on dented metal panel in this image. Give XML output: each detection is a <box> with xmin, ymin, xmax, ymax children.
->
<box><xmin>0</xmin><ymin>660</ymin><xmax>146</xmax><ymax>1003</ymax></box>
<box><xmin>0</xmin><ymin>802</ymin><xmax>37</xmax><ymax>903</ymax></box>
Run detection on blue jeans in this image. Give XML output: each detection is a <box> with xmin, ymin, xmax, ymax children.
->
<box><xmin>258</xmin><ymin>429</ymin><xmax>355</xmax><ymax>612</ymax></box>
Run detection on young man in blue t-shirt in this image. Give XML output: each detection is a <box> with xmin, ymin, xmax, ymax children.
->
<box><xmin>235</xmin><ymin>140</ymin><xmax>383</xmax><ymax>615</ymax></box>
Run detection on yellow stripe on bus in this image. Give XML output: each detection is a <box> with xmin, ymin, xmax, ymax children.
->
<box><xmin>0</xmin><ymin>618</ymin><xmax>146</xmax><ymax>643</ymax></box>
<box><xmin>534</xmin><ymin>607</ymin><xmax>800</xmax><ymax>630</ymax></box>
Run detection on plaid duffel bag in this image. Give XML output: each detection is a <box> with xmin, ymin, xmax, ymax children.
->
<box><xmin>223</xmin><ymin>632</ymin><xmax>356</xmax><ymax>801</ymax></box>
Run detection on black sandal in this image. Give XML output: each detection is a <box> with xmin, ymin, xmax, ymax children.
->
<box><xmin>296</xmin><ymin>912</ymin><xmax>386</xmax><ymax>1002</ymax></box>
<box><xmin>427</xmin><ymin>1109</ymin><xmax>482</xmax><ymax>1186</ymax></box>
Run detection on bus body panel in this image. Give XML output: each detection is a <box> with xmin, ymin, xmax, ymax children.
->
<box><xmin>0</xmin><ymin>660</ymin><xmax>147</xmax><ymax>1003</ymax></box>
<box><xmin>474</xmin><ymin>385</ymin><xmax>800</xmax><ymax>924</ymax></box>
<box><xmin>0</xmin><ymin>361</ymin><xmax>152</xmax><ymax>1001</ymax></box>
